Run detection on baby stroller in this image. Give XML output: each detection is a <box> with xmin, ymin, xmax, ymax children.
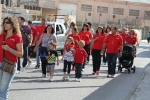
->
<box><xmin>118</xmin><ymin>44</ymin><xmax>136</xmax><ymax>73</ymax></box>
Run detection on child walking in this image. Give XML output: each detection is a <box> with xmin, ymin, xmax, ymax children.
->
<box><xmin>62</xmin><ymin>37</ymin><xmax>75</xmax><ymax>81</ymax></box>
<box><xmin>74</xmin><ymin>40</ymin><xmax>88</xmax><ymax>82</ymax></box>
<box><xmin>46</xmin><ymin>42</ymin><xmax>59</xmax><ymax>82</ymax></box>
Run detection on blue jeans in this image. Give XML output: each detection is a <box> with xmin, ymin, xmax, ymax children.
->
<box><xmin>107</xmin><ymin>53</ymin><xmax>118</xmax><ymax>75</ymax></box>
<box><xmin>17</xmin><ymin>44</ymin><xmax>28</xmax><ymax>70</ymax></box>
<box><xmin>0</xmin><ymin>63</ymin><xmax>16</xmax><ymax>100</ymax></box>
<box><xmin>36</xmin><ymin>46</ymin><xmax>40</xmax><ymax>66</ymax></box>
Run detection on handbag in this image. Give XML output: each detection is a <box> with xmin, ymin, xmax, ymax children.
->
<box><xmin>0</xmin><ymin>59</ymin><xmax>16</xmax><ymax>74</ymax></box>
<box><xmin>20</xmin><ymin>26</ymin><xmax>31</xmax><ymax>43</ymax></box>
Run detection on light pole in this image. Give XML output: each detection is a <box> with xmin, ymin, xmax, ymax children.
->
<box><xmin>113</xmin><ymin>15</ymin><xmax>115</xmax><ymax>26</ymax></box>
<box><xmin>99</xmin><ymin>13</ymin><xmax>102</xmax><ymax>26</ymax></box>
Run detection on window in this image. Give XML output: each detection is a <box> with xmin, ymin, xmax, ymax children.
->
<box><xmin>113</xmin><ymin>8</ymin><xmax>124</xmax><ymax>15</ymax></box>
<box><xmin>30</xmin><ymin>6</ymin><xmax>32</xmax><ymax>10</ymax></box>
<box><xmin>97</xmin><ymin>6</ymin><xmax>108</xmax><ymax>13</ymax></box>
<box><xmin>81</xmin><ymin>4</ymin><xmax>92</xmax><ymax>12</ymax></box>
<box><xmin>6</xmin><ymin>0</ymin><xmax>9</xmax><ymax>6</ymax></box>
<box><xmin>33</xmin><ymin>6</ymin><xmax>36</xmax><ymax>10</ymax></box>
<box><xmin>59</xmin><ymin>25</ymin><xmax>64</xmax><ymax>34</ymax></box>
<box><xmin>1</xmin><ymin>0</ymin><xmax>4</xmax><ymax>4</ymax></box>
<box><xmin>129</xmin><ymin>9</ymin><xmax>139</xmax><ymax>16</ymax></box>
<box><xmin>145</xmin><ymin>11</ymin><xmax>150</xmax><ymax>18</ymax></box>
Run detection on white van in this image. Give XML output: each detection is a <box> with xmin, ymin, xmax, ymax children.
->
<box><xmin>32</xmin><ymin>21</ymin><xmax>66</xmax><ymax>54</ymax></box>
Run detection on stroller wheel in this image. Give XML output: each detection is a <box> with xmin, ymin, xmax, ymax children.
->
<box><xmin>128</xmin><ymin>69</ymin><xmax>130</xmax><ymax>74</ymax></box>
<box><xmin>133</xmin><ymin>66</ymin><xmax>136</xmax><ymax>73</ymax></box>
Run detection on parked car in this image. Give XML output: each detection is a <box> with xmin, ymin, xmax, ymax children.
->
<box><xmin>32</xmin><ymin>21</ymin><xmax>67</xmax><ymax>55</ymax></box>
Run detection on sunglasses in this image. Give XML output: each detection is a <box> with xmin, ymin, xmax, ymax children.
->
<box><xmin>4</xmin><ymin>21</ymin><xmax>11</xmax><ymax>24</ymax></box>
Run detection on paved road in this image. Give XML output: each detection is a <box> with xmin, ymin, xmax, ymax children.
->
<box><xmin>9</xmin><ymin>40</ymin><xmax>150</xmax><ymax>100</ymax></box>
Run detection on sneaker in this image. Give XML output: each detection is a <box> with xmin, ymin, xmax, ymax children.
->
<box><xmin>21</xmin><ymin>67</ymin><xmax>25</xmax><ymax>72</ymax></box>
<box><xmin>75</xmin><ymin>78</ymin><xmax>78</xmax><ymax>81</ymax></box>
<box><xmin>92</xmin><ymin>72</ymin><xmax>96</xmax><ymax>75</ymax></box>
<box><xmin>66</xmin><ymin>76</ymin><xmax>69</xmax><ymax>81</ymax></box>
<box><xmin>103</xmin><ymin>63</ymin><xmax>106</xmax><ymax>65</ymax></box>
<box><xmin>49</xmin><ymin>77</ymin><xmax>53</xmax><ymax>82</ymax></box>
<box><xmin>35</xmin><ymin>65</ymin><xmax>40</xmax><ymax>69</ymax></box>
<box><xmin>72</xmin><ymin>66</ymin><xmax>75</xmax><ymax>71</ymax></box>
<box><xmin>107</xmin><ymin>75</ymin><xmax>111</xmax><ymax>78</ymax></box>
<box><xmin>78</xmin><ymin>78</ymin><xmax>81</xmax><ymax>82</ymax></box>
<box><xmin>82</xmin><ymin>69</ymin><xmax>84</xmax><ymax>72</ymax></box>
<box><xmin>96</xmin><ymin>71</ymin><xmax>100</xmax><ymax>75</ymax></box>
<box><xmin>41</xmin><ymin>74</ymin><xmax>46</xmax><ymax>78</ymax></box>
<box><xmin>111</xmin><ymin>75</ymin><xmax>115</xmax><ymax>78</ymax></box>
<box><xmin>16</xmin><ymin>70</ymin><xmax>21</xmax><ymax>74</ymax></box>
<box><xmin>62</xmin><ymin>76</ymin><xmax>66</xmax><ymax>81</ymax></box>
<box><xmin>27</xmin><ymin>62</ymin><xmax>32</xmax><ymax>67</ymax></box>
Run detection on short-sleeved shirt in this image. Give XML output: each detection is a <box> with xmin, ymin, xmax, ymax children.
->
<box><xmin>90</xmin><ymin>28</ymin><xmax>95</xmax><ymax>35</ymax></box>
<box><xmin>47</xmin><ymin>50</ymin><xmax>58</xmax><ymax>65</ymax></box>
<box><xmin>31</xmin><ymin>26</ymin><xmax>38</xmax><ymax>43</ymax></box>
<box><xmin>126</xmin><ymin>36</ymin><xmax>138</xmax><ymax>45</ymax></box>
<box><xmin>78</xmin><ymin>31</ymin><xmax>93</xmax><ymax>45</ymax></box>
<box><xmin>92</xmin><ymin>33</ymin><xmax>105</xmax><ymax>50</ymax></box>
<box><xmin>41</xmin><ymin>34</ymin><xmax>56</xmax><ymax>49</ymax></box>
<box><xmin>120</xmin><ymin>33</ymin><xmax>130</xmax><ymax>44</ymax></box>
<box><xmin>36</xmin><ymin>25</ymin><xmax>46</xmax><ymax>41</ymax></box>
<box><xmin>104</xmin><ymin>33</ymin><xmax>123</xmax><ymax>54</ymax></box>
<box><xmin>74</xmin><ymin>48</ymin><xmax>88</xmax><ymax>64</ymax></box>
<box><xmin>5</xmin><ymin>33</ymin><xmax>23</xmax><ymax>62</ymax></box>
<box><xmin>64</xmin><ymin>44</ymin><xmax>74</xmax><ymax>62</ymax></box>
<box><xmin>0</xmin><ymin>34</ymin><xmax>4</xmax><ymax>62</ymax></box>
<box><xmin>21</xmin><ymin>25</ymin><xmax>32</xmax><ymax>45</ymax></box>
<box><xmin>67</xmin><ymin>34</ymin><xmax>80</xmax><ymax>49</ymax></box>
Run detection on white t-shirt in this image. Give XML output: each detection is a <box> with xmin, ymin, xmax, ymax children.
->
<box><xmin>66</xmin><ymin>28</ymin><xmax>73</xmax><ymax>35</ymax></box>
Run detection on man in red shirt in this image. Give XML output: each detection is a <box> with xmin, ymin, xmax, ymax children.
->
<box><xmin>101</xmin><ymin>27</ymin><xmax>123</xmax><ymax>78</ymax></box>
<box><xmin>35</xmin><ymin>18</ymin><xmax>47</xmax><ymax>68</ymax></box>
<box><xmin>27</xmin><ymin>21</ymin><xmax>38</xmax><ymax>66</ymax></box>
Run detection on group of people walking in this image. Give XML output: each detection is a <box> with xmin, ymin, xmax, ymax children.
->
<box><xmin>0</xmin><ymin>16</ymin><xmax>138</xmax><ymax>100</ymax></box>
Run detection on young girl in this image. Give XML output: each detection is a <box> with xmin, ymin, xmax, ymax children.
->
<box><xmin>74</xmin><ymin>40</ymin><xmax>88</xmax><ymax>82</ymax></box>
<box><xmin>46</xmin><ymin>42</ymin><xmax>59</xmax><ymax>82</ymax></box>
<box><xmin>62</xmin><ymin>37</ymin><xmax>75</xmax><ymax>81</ymax></box>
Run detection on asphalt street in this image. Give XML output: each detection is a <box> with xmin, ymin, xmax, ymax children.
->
<box><xmin>9</xmin><ymin>40</ymin><xmax>150</xmax><ymax>100</ymax></box>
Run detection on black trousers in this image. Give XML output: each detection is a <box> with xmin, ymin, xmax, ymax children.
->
<box><xmin>103</xmin><ymin>49</ymin><xmax>107</xmax><ymax>63</ymax></box>
<box><xmin>147</xmin><ymin>37</ymin><xmax>150</xmax><ymax>43</ymax></box>
<box><xmin>75</xmin><ymin>63</ymin><xmax>83</xmax><ymax>78</ymax></box>
<box><xmin>63</xmin><ymin>60</ymin><xmax>72</xmax><ymax>74</ymax></box>
<box><xmin>92</xmin><ymin>49</ymin><xmax>101</xmax><ymax>72</ymax></box>
<box><xmin>83</xmin><ymin>44</ymin><xmax>90</xmax><ymax>69</ymax></box>
<box><xmin>41</xmin><ymin>60</ymin><xmax>47</xmax><ymax>75</ymax></box>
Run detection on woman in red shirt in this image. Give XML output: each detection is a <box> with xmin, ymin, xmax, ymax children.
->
<box><xmin>0</xmin><ymin>17</ymin><xmax>23</xmax><ymax>100</ymax></box>
<box><xmin>91</xmin><ymin>26</ymin><xmax>105</xmax><ymax>75</ymax></box>
<box><xmin>78</xmin><ymin>24</ymin><xmax>92</xmax><ymax>71</ymax></box>
<box><xmin>126</xmin><ymin>29</ymin><xmax>138</xmax><ymax>56</ymax></box>
<box><xmin>67</xmin><ymin>27</ymin><xmax>80</xmax><ymax>71</ymax></box>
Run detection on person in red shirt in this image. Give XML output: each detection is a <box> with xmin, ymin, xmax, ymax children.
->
<box><xmin>78</xmin><ymin>24</ymin><xmax>92</xmax><ymax>71</ymax></box>
<box><xmin>0</xmin><ymin>17</ymin><xmax>23</xmax><ymax>99</ymax></box>
<box><xmin>120</xmin><ymin>27</ymin><xmax>130</xmax><ymax>44</ymax></box>
<box><xmin>0</xmin><ymin>34</ymin><xmax>4</xmax><ymax>63</ymax></box>
<box><xmin>61</xmin><ymin>37</ymin><xmax>75</xmax><ymax>81</ymax></box>
<box><xmin>35</xmin><ymin>18</ymin><xmax>47</xmax><ymax>68</ymax></box>
<box><xmin>101</xmin><ymin>27</ymin><xmax>123</xmax><ymax>78</ymax></box>
<box><xmin>91</xmin><ymin>26</ymin><xmax>105</xmax><ymax>75</ymax></box>
<box><xmin>67</xmin><ymin>27</ymin><xmax>80</xmax><ymax>71</ymax></box>
<box><xmin>27</xmin><ymin>20</ymin><xmax>38</xmax><ymax>66</ymax></box>
<box><xmin>126</xmin><ymin>29</ymin><xmax>138</xmax><ymax>56</ymax></box>
<box><xmin>74</xmin><ymin>40</ymin><xmax>88</xmax><ymax>82</ymax></box>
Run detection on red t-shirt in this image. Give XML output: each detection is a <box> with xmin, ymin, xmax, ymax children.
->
<box><xmin>74</xmin><ymin>48</ymin><xmax>88</xmax><ymax>64</ymax></box>
<box><xmin>92</xmin><ymin>33</ymin><xmax>105</xmax><ymax>50</ymax></box>
<box><xmin>36</xmin><ymin>25</ymin><xmax>46</xmax><ymax>41</ymax></box>
<box><xmin>67</xmin><ymin>34</ymin><xmax>80</xmax><ymax>49</ymax></box>
<box><xmin>104</xmin><ymin>34</ymin><xmax>123</xmax><ymax>54</ymax></box>
<box><xmin>78</xmin><ymin>31</ymin><xmax>92</xmax><ymax>45</ymax></box>
<box><xmin>64</xmin><ymin>44</ymin><xmax>74</xmax><ymax>52</ymax></box>
<box><xmin>5</xmin><ymin>34</ymin><xmax>23</xmax><ymax>62</ymax></box>
<box><xmin>0</xmin><ymin>34</ymin><xmax>4</xmax><ymax>62</ymax></box>
<box><xmin>120</xmin><ymin>33</ymin><xmax>130</xmax><ymax>44</ymax></box>
<box><xmin>31</xmin><ymin>26</ymin><xmax>38</xmax><ymax>43</ymax></box>
<box><xmin>126</xmin><ymin>36</ymin><xmax>138</xmax><ymax>45</ymax></box>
